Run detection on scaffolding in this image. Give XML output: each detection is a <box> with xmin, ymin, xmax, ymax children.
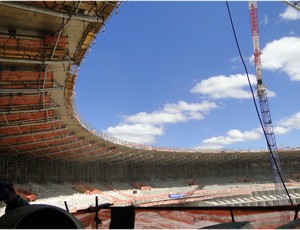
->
<box><xmin>0</xmin><ymin>35</ymin><xmax>69</xmax><ymax>61</ymax></box>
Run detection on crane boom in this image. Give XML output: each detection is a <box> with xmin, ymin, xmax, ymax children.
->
<box><xmin>248</xmin><ymin>1</ymin><xmax>290</xmax><ymax>210</ymax></box>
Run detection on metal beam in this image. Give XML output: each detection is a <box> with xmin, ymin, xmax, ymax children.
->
<box><xmin>89</xmin><ymin>150</ymin><xmax>124</xmax><ymax>161</ymax></box>
<box><xmin>0</xmin><ymin>134</ymin><xmax>76</xmax><ymax>150</ymax></box>
<box><xmin>75</xmin><ymin>149</ymin><xmax>119</xmax><ymax>162</ymax></box>
<box><xmin>134</xmin><ymin>155</ymin><xmax>165</xmax><ymax>166</ymax></box>
<box><xmin>283</xmin><ymin>0</ymin><xmax>300</xmax><ymax>11</ymax></box>
<box><xmin>160</xmin><ymin>156</ymin><xmax>187</xmax><ymax>166</ymax></box>
<box><xmin>40</xmin><ymin>143</ymin><xmax>111</xmax><ymax>160</ymax></box>
<box><xmin>0</xmin><ymin>2</ymin><xmax>104</xmax><ymax>23</ymax></box>
<box><xmin>34</xmin><ymin>143</ymin><xmax>94</xmax><ymax>158</ymax></box>
<box><xmin>2</xmin><ymin>113</ymin><xmax>9</xmax><ymax>125</ymax></box>
<box><xmin>62</xmin><ymin>147</ymin><xmax>110</xmax><ymax>161</ymax></box>
<box><xmin>0</xmin><ymin>81</ymin><xmax>55</xmax><ymax>85</ymax></box>
<box><xmin>0</xmin><ymin>87</ymin><xmax>63</xmax><ymax>94</ymax></box>
<box><xmin>1</xmin><ymin>107</ymin><xmax>57</xmax><ymax>114</ymax></box>
<box><xmin>0</xmin><ymin>118</ymin><xmax>61</xmax><ymax>128</ymax></box>
<box><xmin>11</xmin><ymin>139</ymin><xmax>85</xmax><ymax>155</ymax></box>
<box><xmin>18</xmin><ymin>142</ymin><xmax>91</xmax><ymax>157</ymax></box>
<box><xmin>0</xmin><ymin>57</ymin><xmax>74</xmax><ymax>65</ymax></box>
<box><xmin>0</xmin><ymin>33</ymin><xmax>43</xmax><ymax>41</ymax></box>
<box><xmin>124</xmin><ymin>154</ymin><xmax>158</xmax><ymax>166</ymax></box>
<box><xmin>168</xmin><ymin>155</ymin><xmax>202</xmax><ymax>166</ymax></box>
<box><xmin>0</xmin><ymin>127</ymin><xmax>68</xmax><ymax>140</ymax></box>
<box><xmin>109</xmin><ymin>153</ymin><xmax>154</xmax><ymax>165</ymax></box>
<box><xmin>0</xmin><ymin>117</ymin><xmax>62</xmax><ymax>128</ymax></box>
<box><xmin>56</xmin><ymin>149</ymin><xmax>106</xmax><ymax>162</ymax></box>
<box><xmin>104</xmin><ymin>152</ymin><xmax>139</xmax><ymax>163</ymax></box>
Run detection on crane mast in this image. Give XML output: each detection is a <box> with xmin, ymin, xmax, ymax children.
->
<box><xmin>248</xmin><ymin>1</ymin><xmax>290</xmax><ymax>209</ymax></box>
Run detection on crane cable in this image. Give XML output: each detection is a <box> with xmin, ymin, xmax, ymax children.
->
<box><xmin>225</xmin><ymin>1</ymin><xmax>293</xmax><ymax>205</ymax></box>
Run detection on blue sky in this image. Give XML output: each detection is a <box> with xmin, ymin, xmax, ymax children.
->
<box><xmin>75</xmin><ymin>1</ymin><xmax>300</xmax><ymax>150</ymax></box>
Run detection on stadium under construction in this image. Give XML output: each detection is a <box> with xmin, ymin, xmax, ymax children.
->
<box><xmin>0</xmin><ymin>1</ymin><xmax>300</xmax><ymax>228</ymax></box>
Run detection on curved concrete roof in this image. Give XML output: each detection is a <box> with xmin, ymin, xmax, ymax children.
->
<box><xmin>0</xmin><ymin>1</ymin><xmax>300</xmax><ymax>168</ymax></box>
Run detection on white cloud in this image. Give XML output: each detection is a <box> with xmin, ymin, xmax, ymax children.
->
<box><xmin>230</xmin><ymin>56</ymin><xmax>240</xmax><ymax>62</ymax></box>
<box><xmin>261</xmin><ymin>37</ymin><xmax>300</xmax><ymax>81</ymax></box>
<box><xmin>280</xmin><ymin>6</ymin><xmax>300</xmax><ymax>20</ymax></box>
<box><xmin>124</xmin><ymin>111</ymin><xmax>188</xmax><ymax>126</ymax></box>
<box><xmin>124</xmin><ymin>100</ymin><xmax>218</xmax><ymax>125</ymax></box>
<box><xmin>276</xmin><ymin>112</ymin><xmax>300</xmax><ymax>134</ymax></box>
<box><xmin>106</xmin><ymin>124</ymin><xmax>164</xmax><ymax>144</ymax></box>
<box><xmin>263</xmin><ymin>15</ymin><xmax>269</xmax><ymax>25</ymax></box>
<box><xmin>274</xmin><ymin>126</ymin><xmax>291</xmax><ymax>135</ymax></box>
<box><xmin>197</xmin><ymin>111</ymin><xmax>300</xmax><ymax>149</ymax></box>
<box><xmin>164</xmin><ymin>100</ymin><xmax>216</xmax><ymax>113</ymax></box>
<box><xmin>106</xmin><ymin>100</ymin><xmax>218</xmax><ymax>144</ymax></box>
<box><xmin>190</xmin><ymin>74</ymin><xmax>257</xmax><ymax>99</ymax></box>
<box><xmin>198</xmin><ymin>128</ymin><xmax>262</xmax><ymax>149</ymax></box>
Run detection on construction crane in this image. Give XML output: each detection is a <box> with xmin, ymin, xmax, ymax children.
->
<box><xmin>248</xmin><ymin>1</ymin><xmax>292</xmax><ymax>211</ymax></box>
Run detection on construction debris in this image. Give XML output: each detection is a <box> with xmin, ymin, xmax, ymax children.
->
<box><xmin>15</xmin><ymin>187</ymin><xmax>37</xmax><ymax>202</ymax></box>
<box><xmin>132</xmin><ymin>182</ymin><xmax>151</xmax><ymax>191</ymax></box>
<box><xmin>72</xmin><ymin>182</ymin><xmax>102</xmax><ymax>195</ymax></box>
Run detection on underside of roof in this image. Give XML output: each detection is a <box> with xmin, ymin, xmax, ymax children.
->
<box><xmin>0</xmin><ymin>1</ymin><xmax>300</xmax><ymax>168</ymax></box>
